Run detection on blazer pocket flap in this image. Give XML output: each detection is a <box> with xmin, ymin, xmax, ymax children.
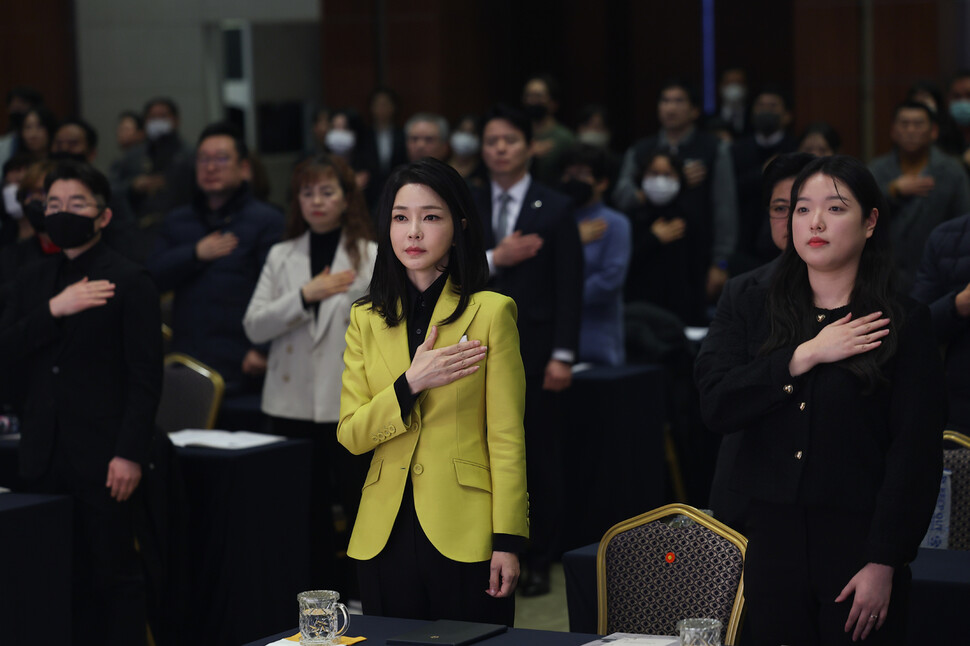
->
<box><xmin>363</xmin><ymin>458</ymin><xmax>383</xmax><ymax>488</ymax></box>
<box><xmin>453</xmin><ymin>458</ymin><xmax>492</xmax><ymax>492</ymax></box>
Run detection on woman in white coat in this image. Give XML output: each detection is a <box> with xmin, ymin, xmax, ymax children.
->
<box><xmin>244</xmin><ymin>154</ymin><xmax>377</xmax><ymax>588</ymax></box>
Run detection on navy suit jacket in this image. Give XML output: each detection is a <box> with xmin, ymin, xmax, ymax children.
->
<box><xmin>473</xmin><ymin>180</ymin><xmax>583</xmax><ymax>376</ymax></box>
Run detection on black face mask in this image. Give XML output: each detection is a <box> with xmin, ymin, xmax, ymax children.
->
<box><xmin>559</xmin><ymin>179</ymin><xmax>594</xmax><ymax>206</ymax></box>
<box><xmin>23</xmin><ymin>201</ymin><xmax>46</xmax><ymax>233</ymax></box>
<box><xmin>523</xmin><ymin>104</ymin><xmax>548</xmax><ymax>121</ymax></box>
<box><xmin>751</xmin><ymin>111</ymin><xmax>782</xmax><ymax>136</ymax></box>
<box><xmin>44</xmin><ymin>211</ymin><xmax>101</xmax><ymax>249</ymax></box>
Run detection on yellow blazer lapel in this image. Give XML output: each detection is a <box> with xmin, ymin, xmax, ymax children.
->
<box><xmin>430</xmin><ymin>277</ymin><xmax>480</xmax><ymax>347</ymax></box>
<box><xmin>370</xmin><ymin>303</ymin><xmax>410</xmax><ymax>382</ymax></box>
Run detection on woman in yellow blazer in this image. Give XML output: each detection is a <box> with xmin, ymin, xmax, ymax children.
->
<box><xmin>338</xmin><ymin>158</ymin><xmax>528</xmax><ymax>625</ymax></box>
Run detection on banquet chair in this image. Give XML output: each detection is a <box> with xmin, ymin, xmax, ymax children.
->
<box><xmin>155</xmin><ymin>353</ymin><xmax>225</xmax><ymax>433</ymax></box>
<box><xmin>597</xmin><ymin>503</ymin><xmax>747</xmax><ymax>645</ymax></box>
<box><xmin>944</xmin><ymin>430</ymin><xmax>970</xmax><ymax>550</ymax></box>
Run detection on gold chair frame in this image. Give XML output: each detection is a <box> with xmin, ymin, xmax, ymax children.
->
<box><xmin>163</xmin><ymin>353</ymin><xmax>225</xmax><ymax>430</ymax></box>
<box><xmin>944</xmin><ymin>430</ymin><xmax>970</xmax><ymax>449</ymax></box>
<box><xmin>596</xmin><ymin>503</ymin><xmax>748</xmax><ymax>644</ymax></box>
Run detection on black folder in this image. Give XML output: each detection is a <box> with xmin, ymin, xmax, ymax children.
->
<box><xmin>386</xmin><ymin>619</ymin><xmax>508</xmax><ymax>645</ymax></box>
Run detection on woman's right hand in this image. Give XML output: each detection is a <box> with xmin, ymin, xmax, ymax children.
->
<box><xmin>405</xmin><ymin>326</ymin><xmax>487</xmax><ymax>394</ymax></box>
<box><xmin>301</xmin><ymin>266</ymin><xmax>356</xmax><ymax>304</ymax></box>
<box><xmin>788</xmin><ymin>311</ymin><xmax>890</xmax><ymax>376</ymax></box>
<box><xmin>650</xmin><ymin>217</ymin><xmax>686</xmax><ymax>244</ymax></box>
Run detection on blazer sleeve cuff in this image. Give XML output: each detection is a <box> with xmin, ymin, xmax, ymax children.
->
<box><xmin>394</xmin><ymin>373</ymin><xmax>419</xmax><ymax>420</ymax></box>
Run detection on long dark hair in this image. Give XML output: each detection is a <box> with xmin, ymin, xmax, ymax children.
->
<box><xmin>360</xmin><ymin>157</ymin><xmax>488</xmax><ymax>326</ymax></box>
<box><xmin>762</xmin><ymin>155</ymin><xmax>899</xmax><ymax>391</ymax></box>
<box><xmin>285</xmin><ymin>154</ymin><xmax>373</xmax><ymax>270</ymax></box>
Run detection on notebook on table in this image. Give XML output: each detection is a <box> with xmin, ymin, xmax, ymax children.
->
<box><xmin>386</xmin><ymin>619</ymin><xmax>507</xmax><ymax>646</ymax></box>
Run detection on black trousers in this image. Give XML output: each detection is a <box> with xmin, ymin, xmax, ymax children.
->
<box><xmin>742</xmin><ymin>501</ymin><xmax>911</xmax><ymax>646</ymax></box>
<box><xmin>26</xmin><ymin>449</ymin><xmax>146</xmax><ymax>646</ymax></box>
<box><xmin>357</xmin><ymin>481</ymin><xmax>515</xmax><ymax>626</ymax></box>
<box><xmin>522</xmin><ymin>375</ymin><xmax>564</xmax><ymax>574</ymax></box>
<box><xmin>271</xmin><ymin>416</ymin><xmax>369</xmax><ymax>591</ymax></box>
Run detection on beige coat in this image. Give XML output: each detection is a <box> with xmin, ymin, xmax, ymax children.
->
<box><xmin>244</xmin><ymin>230</ymin><xmax>376</xmax><ymax>422</ymax></box>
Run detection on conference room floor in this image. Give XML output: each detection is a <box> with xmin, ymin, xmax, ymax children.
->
<box><xmin>513</xmin><ymin>564</ymin><xmax>570</xmax><ymax>632</ymax></box>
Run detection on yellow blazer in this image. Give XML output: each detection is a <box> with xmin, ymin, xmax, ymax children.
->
<box><xmin>337</xmin><ymin>278</ymin><xmax>529</xmax><ymax>563</ymax></box>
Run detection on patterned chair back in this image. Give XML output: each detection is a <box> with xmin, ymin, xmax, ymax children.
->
<box><xmin>155</xmin><ymin>353</ymin><xmax>225</xmax><ymax>433</ymax></box>
<box><xmin>597</xmin><ymin>504</ymin><xmax>746</xmax><ymax>645</ymax></box>
<box><xmin>944</xmin><ymin>430</ymin><xmax>970</xmax><ymax>550</ymax></box>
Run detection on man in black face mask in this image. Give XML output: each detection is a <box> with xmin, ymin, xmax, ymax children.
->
<box><xmin>730</xmin><ymin>86</ymin><xmax>796</xmax><ymax>277</ymax></box>
<box><xmin>522</xmin><ymin>74</ymin><xmax>576</xmax><ymax>186</ymax></box>
<box><xmin>0</xmin><ymin>160</ymin><xmax>162</xmax><ymax>645</ymax></box>
<box><xmin>559</xmin><ymin>144</ymin><xmax>630</xmax><ymax>367</ymax></box>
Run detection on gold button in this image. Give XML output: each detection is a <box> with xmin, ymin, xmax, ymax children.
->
<box><xmin>799</xmin><ymin>402</ymin><xmax>806</xmax><ymax>411</ymax></box>
<box><xmin>286</xmin><ymin>345</ymin><xmax>293</xmax><ymax>354</ymax></box>
<box><xmin>371</xmin><ymin>435</ymin><xmax>378</xmax><ymax>442</ymax></box>
<box><xmin>282</xmin><ymin>375</ymin><xmax>290</xmax><ymax>383</ymax></box>
<box><xmin>389</xmin><ymin>424</ymin><xmax>396</xmax><ymax>432</ymax></box>
<box><xmin>413</xmin><ymin>463</ymin><xmax>424</xmax><ymax>475</ymax></box>
<box><xmin>817</xmin><ymin>314</ymin><xmax>826</xmax><ymax>323</ymax></box>
<box><xmin>783</xmin><ymin>384</ymin><xmax>793</xmax><ymax>394</ymax></box>
<box><xmin>795</xmin><ymin>450</ymin><xmax>803</xmax><ymax>460</ymax></box>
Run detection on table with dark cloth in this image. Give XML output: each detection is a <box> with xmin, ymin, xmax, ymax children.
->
<box><xmin>0</xmin><ymin>493</ymin><xmax>72</xmax><ymax>646</ymax></box>
<box><xmin>560</xmin><ymin>365</ymin><xmax>667</xmax><ymax>553</ymax></box>
<box><xmin>563</xmin><ymin>542</ymin><xmax>970</xmax><ymax>642</ymax></box>
<box><xmin>0</xmin><ymin>435</ymin><xmax>312</xmax><ymax>646</ymax></box>
<box><xmin>172</xmin><ymin>439</ymin><xmax>312</xmax><ymax>646</ymax></box>
<box><xmin>243</xmin><ymin>613</ymin><xmax>601</xmax><ymax>646</ymax></box>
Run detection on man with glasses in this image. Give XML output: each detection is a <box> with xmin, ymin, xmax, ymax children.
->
<box><xmin>0</xmin><ymin>160</ymin><xmax>162</xmax><ymax>645</ymax></box>
<box><xmin>148</xmin><ymin>122</ymin><xmax>283</xmax><ymax>408</ymax></box>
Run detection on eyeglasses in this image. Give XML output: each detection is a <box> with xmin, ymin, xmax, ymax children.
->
<box><xmin>44</xmin><ymin>200</ymin><xmax>104</xmax><ymax>215</ymax></box>
<box><xmin>196</xmin><ymin>154</ymin><xmax>234</xmax><ymax>168</ymax></box>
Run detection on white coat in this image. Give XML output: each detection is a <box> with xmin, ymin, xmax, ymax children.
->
<box><xmin>243</xmin><ymin>230</ymin><xmax>377</xmax><ymax>422</ymax></box>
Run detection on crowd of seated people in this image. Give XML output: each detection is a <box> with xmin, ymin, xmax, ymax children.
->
<box><xmin>2</xmin><ymin>64</ymin><xmax>970</xmax><ymax>640</ymax></box>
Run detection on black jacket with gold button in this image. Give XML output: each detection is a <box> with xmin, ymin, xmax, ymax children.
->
<box><xmin>695</xmin><ymin>283</ymin><xmax>945</xmax><ymax>567</ymax></box>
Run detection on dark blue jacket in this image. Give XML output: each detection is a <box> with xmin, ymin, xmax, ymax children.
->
<box><xmin>148</xmin><ymin>184</ymin><xmax>283</xmax><ymax>392</ymax></box>
<box><xmin>912</xmin><ymin>213</ymin><xmax>970</xmax><ymax>431</ymax></box>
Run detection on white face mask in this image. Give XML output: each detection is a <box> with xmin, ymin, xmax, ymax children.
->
<box><xmin>641</xmin><ymin>175</ymin><xmax>680</xmax><ymax>206</ymax></box>
<box><xmin>2</xmin><ymin>183</ymin><xmax>23</xmax><ymax>219</ymax></box>
<box><xmin>325</xmin><ymin>129</ymin><xmax>356</xmax><ymax>154</ymax></box>
<box><xmin>450</xmin><ymin>131</ymin><xmax>480</xmax><ymax>156</ymax></box>
<box><xmin>144</xmin><ymin>118</ymin><xmax>174</xmax><ymax>140</ymax></box>
<box><xmin>721</xmin><ymin>83</ymin><xmax>746</xmax><ymax>104</ymax></box>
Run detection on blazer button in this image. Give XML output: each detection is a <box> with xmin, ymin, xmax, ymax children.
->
<box><xmin>389</xmin><ymin>424</ymin><xmax>396</xmax><ymax>432</ymax></box>
<box><xmin>282</xmin><ymin>375</ymin><xmax>290</xmax><ymax>383</ymax></box>
<box><xmin>51</xmin><ymin>366</ymin><xmax>60</xmax><ymax>374</ymax></box>
<box><xmin>286</xmin><ymin>345</ymin><xmax>293</xmax><ymax>354</ymax></box>
<box><xmin>795</xmin><ymin>450</ymin><xmax>804</xmax><ymax>460</ymax></box>
<box><xmin>413</xmin><ymin>463</ymin><xmax>424</xmax><ymax>475</ymax></box>
<box><xmin>783</xmin><ymin>384</ymin><xmax>793</xmax><ymax>394</ymax></box>
<box><xmin>799</xmin><ymin>401</ymin><xmax>806</xmax><ymax>411</ymax></box>
<box><xmin>371</xmin><ymin>435</ymin><xmax>378</xmax><ymax>442</ymax></box>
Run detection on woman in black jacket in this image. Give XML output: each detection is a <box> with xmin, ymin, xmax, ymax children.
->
<box><xmin>695</xmin><ymin>155</ymin><xmax>945</xmax><ymax>645</ymax></box>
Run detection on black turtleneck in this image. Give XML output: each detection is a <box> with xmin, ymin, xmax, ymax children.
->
<box><xmin>300</xmin><ymin>227</ymin><xmax>343</xmax><ymax>316</ymax></box>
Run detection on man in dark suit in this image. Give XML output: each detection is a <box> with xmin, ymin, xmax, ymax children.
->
<box><xmin>473</xmin><ymin>104</ymin><xmax>584</xmax><ymax>596</ymax></box>
<box><xmin>0</xmin><ymin>160</ymin><xmax>162</xmax><ymax>645</ymax></box>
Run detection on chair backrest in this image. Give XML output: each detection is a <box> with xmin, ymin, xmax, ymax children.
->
<box><xmin>597</xmin><ymin>503</ymin><xmax>747</xmax><ymax>645</ymax></box>
<box><xmin>944</xmin><ymin>430</ymin><xmax>970</xmax><ymax>550</ymax></box>
<box><xmin>155</xmin><ymin>353</ymin><xmax>225</xmax><ymax>433</ymax></box>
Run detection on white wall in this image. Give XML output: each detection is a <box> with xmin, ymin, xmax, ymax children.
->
<box><xmin>74</xmin><ymin>0</ymin><xmax>320</xmax><ymax>173</ymax></box>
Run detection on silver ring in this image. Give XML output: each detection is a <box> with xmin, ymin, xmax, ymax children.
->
<box><xmin>868</xmin><ymin>614</ymin><xmax>877</xmax><ymax>621</ymax></box>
